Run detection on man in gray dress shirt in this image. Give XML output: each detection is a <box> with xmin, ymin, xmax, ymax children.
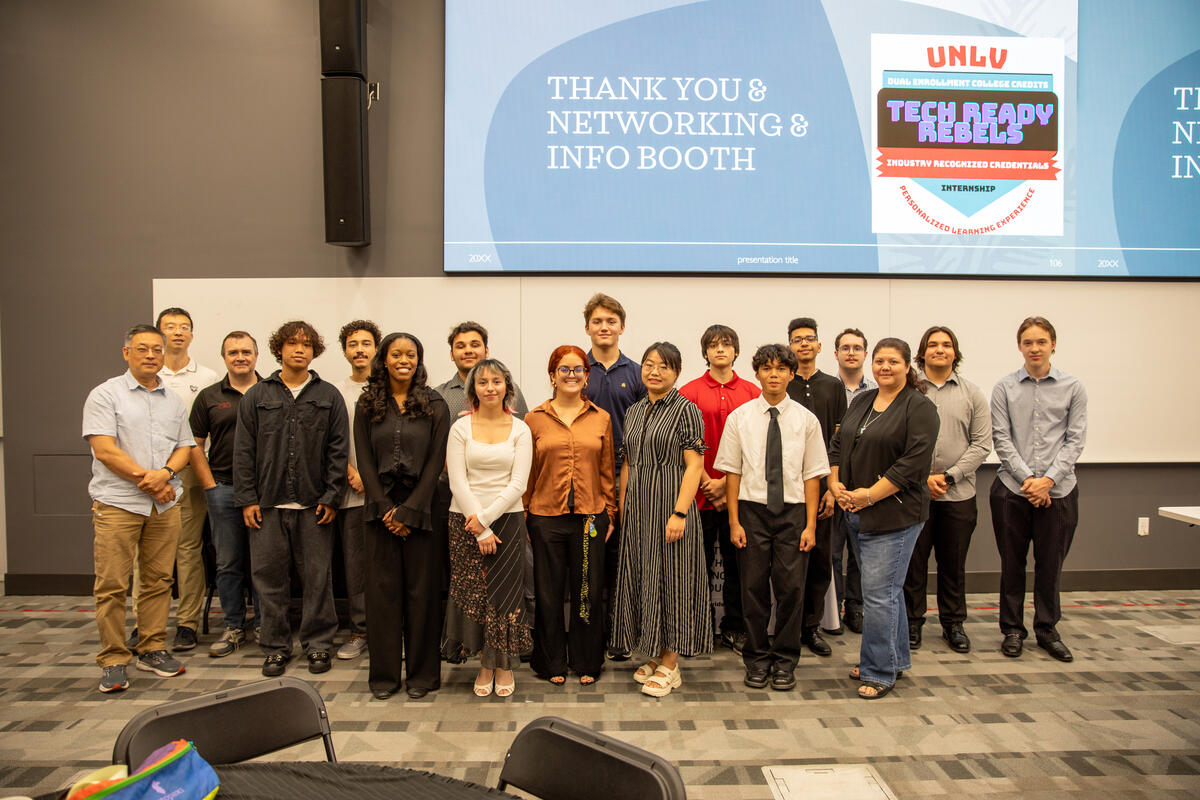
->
<box><xmin>903</xmin><ymin>326</ymin><xmax>992</xmax><ymax>653</ymax></box>
<box><xmin>991</xmin><ymin>317</ymin><xmax>1087</xmax><ymax>663</ymax></box>
<box><xmin>831</xmin><ymin>328</ymin><xmax>875</xmax><ymax>633</ymax></box>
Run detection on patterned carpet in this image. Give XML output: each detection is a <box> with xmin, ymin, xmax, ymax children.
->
<box><xmin>1</xmin><ymin>591</ymin><xmax>1198</xmax><ymax>799</ymax></box>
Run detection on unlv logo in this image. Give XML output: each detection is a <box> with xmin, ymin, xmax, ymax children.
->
<box><xmin>927</xmin><ymin>45</ymin><xmax>1008</xmax><ymax>69</ymax></box>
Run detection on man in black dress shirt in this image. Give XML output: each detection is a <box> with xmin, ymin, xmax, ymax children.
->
<box><xmin>785</xmin><ymin>318</ymin><xmax>847</xmax><ymax>656</ymax></box>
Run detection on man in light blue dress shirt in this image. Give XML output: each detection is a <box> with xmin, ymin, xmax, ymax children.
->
<box><xmin>990</xmin><ymin>317</ymin><xmax>1087</xmax><ymax>663</ymax></box>
<box><xmin>83</xmin><ymin>324</ymin><xmax>195</xmax><ymax>692</ymax></box>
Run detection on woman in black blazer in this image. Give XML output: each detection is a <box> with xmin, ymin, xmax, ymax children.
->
<box><xmin>828</xmin><ymin>338</ymin><xmax>938</xmax><ymax>700</ymax></box>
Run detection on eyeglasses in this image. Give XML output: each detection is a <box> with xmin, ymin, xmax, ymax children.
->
<box><xmin>556</xmin><ymin>366</ymin><xmax>587</xmax><ymax>377</ymax></box>
<box><xmin>130</xmin><ymin>345</ymin><xmax>164</xmax><ymax>356</ymax></box>
<box><xmin>159</xmin><ymin>323</ymin><xmax>192</xmax><ymax>333</ymax></box>
<box><xmin>838</xmin><ymin>345</ymin><xmax>865</xmax><ymax>353</ymax></box>
<box><xmin>789</xmin><ymin>335</ymin><xmax>818</xmax><ymax>344</ymax></box>
<box><xmin>642</xmin><ymin>363</ymin><xmax>673</xmax><ymax>374</ymax></box>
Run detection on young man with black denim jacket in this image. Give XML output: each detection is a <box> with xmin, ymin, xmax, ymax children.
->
<box><xmin>234</xmin><ymin>320</ymin><xmax>349</xmax><ymax>677</ymax></box>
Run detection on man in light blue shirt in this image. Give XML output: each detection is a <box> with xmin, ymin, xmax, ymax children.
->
<box><xmin>83</xmin><ymin>324</ymin><xmax>195</xmax><ymax>693</ymax></box>
<box><xmin>991</xmin><ymin>317</ymin><xmax>1087</xmax><ymax>663</ymax></box>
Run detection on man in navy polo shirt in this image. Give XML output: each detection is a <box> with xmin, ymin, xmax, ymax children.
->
<box><xmin>582</xmin><ymin>293</ymin><xmax>646</xmax><ymax>661</ymax></box>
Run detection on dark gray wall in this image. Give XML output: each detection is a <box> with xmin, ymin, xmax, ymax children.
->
<box><xmin>1</xmin><ymin>1</ymin><xmax>1197</xmax><ymax>592</ymax></box>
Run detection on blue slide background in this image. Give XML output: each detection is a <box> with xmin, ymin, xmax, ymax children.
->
<box><xmin>445</xmin><ymin>0</ymin><xmax>1200</xmax><ymax>276</ymax></box>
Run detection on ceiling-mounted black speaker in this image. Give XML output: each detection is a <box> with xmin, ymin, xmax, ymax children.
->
<box><xmin>321</xmin><ymin>76</ymin><xmax>370</xmax><ymax>246</ymax></box>
<box><xmin>319</xmin><ymin>0</ymin><xmax>365</xmax><ymax>78</ymax></box>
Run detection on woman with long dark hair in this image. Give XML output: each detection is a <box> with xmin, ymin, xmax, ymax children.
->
<box><xmin>445</xmin><ymin>358</ymin><xmax>533</xmax><ymax>698</ymax></box>
<box><xmin>828</xmin><ymin>337</ymin><xmax>939</xmax><ymax>699</ymax></box>
<box><xmin>355</xmin><ymin>332</ymin><xmax>451</xmax><ymax>699</ymax></box>
<box><xmin>523</xmin><ymin>345</ymin><xmax>617</xmax><ymax>686</ymax></box>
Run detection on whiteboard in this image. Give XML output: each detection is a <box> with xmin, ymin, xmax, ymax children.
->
<box><xmin>155</xmin><ymin>276</ymin><xmax>1200</xmax><ymax>463</ymax></box>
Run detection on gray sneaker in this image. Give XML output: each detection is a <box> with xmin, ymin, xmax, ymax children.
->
<box><xmin>336</xmin><ymin>633</ymin><xmax>368</xmax><ymax>660</ymax></box>
<box><xmin>209</xmin><ymin>627</ymin><xmax>246</xmax><ymax>658</ymax></box>
<box><xmin>99</xmin><ymin>664</ymin><xmax>129</xmax><ymax>693</ymax></box>
<box><xmin>137</xmin><ymin>649</ymin><xmax>185</xmax><ymax>677</ymax></box>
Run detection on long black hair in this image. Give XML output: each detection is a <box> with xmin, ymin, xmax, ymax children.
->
<box><xmin>359</xmin><ymin>332</ymin><xmax>435</xmax><ymax>422</ymax></box>
<box><xmin>872</xmin><ymin>337</ymin><xmax>927</xmax><ymax>394</ymax></box>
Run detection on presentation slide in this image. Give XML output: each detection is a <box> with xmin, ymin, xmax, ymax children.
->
<box><xmin>444</xmin><ymin>0</ymin><xmax>1200</xmax><ymax>277</ymax></box>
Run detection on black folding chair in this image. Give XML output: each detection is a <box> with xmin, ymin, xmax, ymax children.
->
<box><xmin>497</xmin><ymin>716</ymin><xmax>686</xmax><ymax>800</ymax></box>
<box><xmin>112</xmin><ymin>676</ymin><xmax>337</xmax><ymax>768</ymax></box>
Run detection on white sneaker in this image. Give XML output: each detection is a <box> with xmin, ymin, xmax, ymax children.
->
<box><xmin>336</xmin><ymin>633</ymin><xmax>368</xmax><ymax>660</ymax></box>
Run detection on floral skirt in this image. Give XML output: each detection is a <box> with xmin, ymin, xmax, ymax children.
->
<box><xmin>447</xmin><ymin>511</ymin><xmax>533</xmax><ymax>659</ymax></box>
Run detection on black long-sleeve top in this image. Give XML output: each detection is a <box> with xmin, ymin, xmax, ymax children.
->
<box><xmin>354</xmin><ymin>391</ymin><xmax>451</xmax><ymax>530</ymax></box>
<box><xmin>827</xmin><ymin>385</ymin><xmax>939</xmax><ymax>533</ymax></box>
<box><xmin>232</xmin><ymin>370</ymin><xmax>349</xmax><ymax>509</ymax></box>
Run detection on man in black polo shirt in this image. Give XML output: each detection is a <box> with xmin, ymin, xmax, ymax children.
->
<box><xmin>234</xmin><ymin>321</ymin><xmax>349</xmax><ymax>677</ymax></box>
<box><xmin>190</xmin><ymin>331</ymin><xmax>262</xmax><ymax>657</ymax></box>
<box><xmin>785</xmin><ymin>317</ymin><xmax>847</xmax><ymax>657</ymax></box>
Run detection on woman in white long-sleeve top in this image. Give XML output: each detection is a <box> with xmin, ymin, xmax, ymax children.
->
<box><xmin>446</xmin><ymin>359</ymin><xmax>534</xmax><ymax>698</ymax></box>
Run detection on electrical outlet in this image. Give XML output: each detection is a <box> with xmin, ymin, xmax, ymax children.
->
<box><xmin>1137</xmin><ymin>516</ymin><xmax>1150</xmax><ymax>536</ymax></box>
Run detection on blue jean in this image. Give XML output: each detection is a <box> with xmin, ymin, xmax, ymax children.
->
<box><xmin>845</xmin><ymin>511</ymin><xmax>923</xmax><ymax>687</ymax></box>
<box><xmin>204</xmin><ymin>483</ymin><xmax>257</xmax><ymax>631</ymax></box>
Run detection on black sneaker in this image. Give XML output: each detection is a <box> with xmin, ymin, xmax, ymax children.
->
<box><xmin>172</xmin><ymin>625</ymin><xmax>198</xmax><ymax>652</ymax></box>
<box><xmin>307</xmin><ymin>651</ymin><xmax>332</xmax><ymax>674</ymax></box>
<box><xmin>843</xmin><ymin>608</ymin><xmax>863</xmax><ymax>633</ymax></box>
<box><xmin>721</xmin><ymin>630</ymin><xmax>748</xmax><ymax>656</ymax></box>
<box><xmin>137</xmin><ymin>650</ymin><xmax>185</xmax><ymax>677</ymax></box>
<box><xmin>262</xmin><ymin>652</ymin><xmax>289</xmax><ymax>677</ymax></box>
<box><xmin>99</xmin><ymin>664</ymin><xmax>130</xmax><ymax>693</ymax></box>
<box><xmin>607</xmin><ymin>647</ymin><xmax>631</xmax><ymax>662</ymax></box>
<box><xmin>125</xmin><ymin>628</ymin><xmax>139</xmax><ymax>656</ymax></box>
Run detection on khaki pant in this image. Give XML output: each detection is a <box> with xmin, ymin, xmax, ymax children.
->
<box><xmin>131</xmin><ymin>466</ymin><xmax>208</xmax><ymax>630</ymax></box>
<box><xmin>93</xmin><ymin>501</ymin><xmax>180</xmax><ymax>667</ymax></box>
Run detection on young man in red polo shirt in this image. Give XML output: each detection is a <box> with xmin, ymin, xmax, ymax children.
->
<box><xmin>679</xmin><ymin>324</ymin><xmax>761</xmax><ymax>654</ymax></box>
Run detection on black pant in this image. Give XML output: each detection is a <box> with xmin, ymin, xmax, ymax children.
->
<box><xmin>990</xmin><ymin>482</ymin><xmax>1079</xmax><ymax>642</ymax></box>
<box><xmin>700</xmin><ymin>509</ymin><xmax>744</xmax><ymax>634</ymax></box>
<box><xmin>904</xmin><ymin>497</ymin><xmax>978</xmax><ymax>627</ymax></box>
<box><xmin>251</xmin><ymin>508</ymin><xmax>337</xmax><ymax>657</ymax></box>
<box><xmin>365</xmin><ymin>520</ymin><xmax>445</xmax><ymax>695</ymax></box>
<box><xmin>529</xmin><ymin>512</ymin><xmax>608</xmax><ymax>680</ymax></box>
<box><xmin>832</xmin><ymin>509</ymin><xmax>862</xmax><ymax>612</ymax></box>
<box><xmin>802</xmin><ymin>512</ymin><xmax>834</xmax><ymax>631</ymax></box>
<box><xmin>737</xmin><ymin>501</ymin><xmax>809</xmax><ymax>673</ymax></box>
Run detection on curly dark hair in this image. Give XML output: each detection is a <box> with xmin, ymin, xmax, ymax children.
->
<box><xmin>268</xmin><ymin>321</ymin><xmax>326</xmax><ymax>363</ymax></box>
<box><xmin>338</xmin><ymin>319</ymin><xmax>381</xmax><ymax>350</ymax></box>
<box><xmin>359</xmin><ymin>332</ymin><xmax>436</xmax><ymax>422</ymax></box>
<box><xmin>751</xmin><ymin>343</ymin><xmax>798</xmax><ymax>372</ymax></box>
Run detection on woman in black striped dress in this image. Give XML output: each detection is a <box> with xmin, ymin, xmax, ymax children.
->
<box><xmin>611</xmin><ymin>342</ymin><xmax>712</xmax><ymax>697</ymax></box>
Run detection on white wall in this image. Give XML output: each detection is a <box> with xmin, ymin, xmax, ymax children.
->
<box><xmin>155</xmin><ymin>276</ymin><xmax>1200</xmax><ymax>463</ymax></box>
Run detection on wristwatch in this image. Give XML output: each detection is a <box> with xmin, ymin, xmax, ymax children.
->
<box><xmin>671</xmin><ymin>510</ymin><xmax>687</xmax><ymax>520</ymax></box>
<box><xmin>944</xmin><ymin>472</ymin><xmax>955</xmax><ymax>486</ymax></box>
<box><xmin>163</xmin><ymin>466</ymin><xmax>178</xmax><ymax>480</ymax></box>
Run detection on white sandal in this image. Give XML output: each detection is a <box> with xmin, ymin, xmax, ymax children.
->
<box><xmin>634</xmin><ymin>660</ymin><xmax>659</xmax><ymax>684</ymax></box>
<box><xmin>640</xmin><ymin>664</ymin><xmax>681</xmax><ymax>697</ymax></box>
<box><xmin>473</xmin><ymin>672</ymin><xmax>494</xmax><ymax>697</ymax></box>
<box><xmin>495</xmin><ymin>670</ymin><xmax>515</xmax><ymax>697</ymax></box>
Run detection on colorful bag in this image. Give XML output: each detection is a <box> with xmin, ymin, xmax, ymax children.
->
<box><xmin>66</xmin><ymin>740</ymin><xmax>219</xmax><ymax>800</ymax></box>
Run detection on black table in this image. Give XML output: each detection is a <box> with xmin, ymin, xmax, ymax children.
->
<box><xmin>39</xmin><ymin>762</ymin><xmax>519</xmax><ymax>800</ymax></box>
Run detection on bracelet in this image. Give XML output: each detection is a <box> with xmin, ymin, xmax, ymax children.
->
<box><xmin>865</xmin><ymin>488</ymin><xmax>872</xmax><ymax>506</ymax></box>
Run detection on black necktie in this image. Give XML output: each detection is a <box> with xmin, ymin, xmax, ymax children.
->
<box><xmin>766</xmin><ymin>406</ymin><xmax>783</xmax><ymax>513</ymax></box>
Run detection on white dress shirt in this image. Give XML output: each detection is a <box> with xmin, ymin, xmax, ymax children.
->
<box><xmin>713</xmin><ymin>395</ymin><xmax>830</xmax><ymax>505</ymax></box>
